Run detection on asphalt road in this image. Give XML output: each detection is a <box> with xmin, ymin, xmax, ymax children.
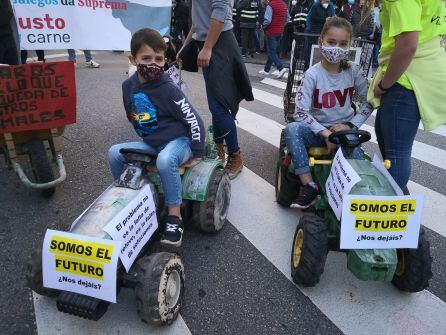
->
<box><xmin>0</xmin><ymin>51</ymin><xmax>445</xmax><ymax>335</ymax></box>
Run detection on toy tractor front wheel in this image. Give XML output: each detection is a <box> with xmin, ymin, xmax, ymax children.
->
<box><xmin>26</xmin><ymin>248</ymin><xmax>59</xmax><ymax>297</ymax></box>
<box><xmin>135</xmin><ymin>252</ymin><xmax>185</xmax><ymax>326</ymax></box>
<box><xmin>192</xmin><ymin>169</ymin><xmax>230</xmax><ymax>233</ymax></box>
<box><xmin>392</xmin><ymin>228</ymin><xmax>433</xmax><ymax>292</ymax></box>
<box><xmin>291</xmin><ymin>215</ymin><xmax>328</xmax><ymax>287</ymax></box>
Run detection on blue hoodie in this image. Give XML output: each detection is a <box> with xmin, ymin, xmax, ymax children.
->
<box><xmin>122</xmin><ymin>73</ymin><xmax>205</xmax><ymax>158</ymax></box>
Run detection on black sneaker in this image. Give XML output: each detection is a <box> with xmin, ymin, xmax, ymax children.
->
<box><xmin>160</xmin><ymin>216</ymin><xmax>184</xmax><ymax>247</ymax></box>
<box><xmin>290</xmin><ymin>184</ymin><xmax>318</xmax><ymax>209</ymax></box>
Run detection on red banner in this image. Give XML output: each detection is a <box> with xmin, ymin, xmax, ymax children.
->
<box><xmin>0</xmin><ymin>61</ymin><xmax>76</xmax><ymax>134</ymax></box>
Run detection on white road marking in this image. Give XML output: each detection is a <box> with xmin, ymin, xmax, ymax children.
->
<box><xmin>371</xmin><ymin>110</ymin><xmax>446</xmax><ymax>137</ymax></box>
<box><xmin>228</xmin><ymin>167</ymin><xmax>446</xmax><ymax>335</ymax></box>
<box><xmin>236</xmin><ymin>106</ymin><xmax>446</xmax><ymax>238</ymax></box>
<box><xmin>260</xmin><ymin>77</ymin><xmax>287</xmax><ymax>90</ymax></box>
<box><xmin>34</xmin><ymin>289</ymin><xmax>191</xmax><ymax>335</ymax></box>
<box><xmin>251</xmin><ymin>86</ymin><xmax>446</xmax><ymax>170</ymax></box>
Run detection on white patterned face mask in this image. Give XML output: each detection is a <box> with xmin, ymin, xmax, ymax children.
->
<box><xmin>320</xmin><ymin>45</ymin><xmax>350</xmax><ymax>64</ymax></box>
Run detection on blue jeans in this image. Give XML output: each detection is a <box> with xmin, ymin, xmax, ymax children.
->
<box><xmin>284</xmin><ymin>123</ymin><xmax>326</xmax><ymax>174</ymax></box>
<box><xmin>375</xmin><ymin>83</ymin><xmax>420</xmax><ymax>190</ymax></box>
<box><xmin>108</xmin><ymin>137</ymin><xmax>192</xmax><ymax>206</ymax></box>
<box><xmin>264</xmin><ymin>34</ymin><xmax>283</xmax><ymax>72</ymax></box>
<box><xmin>68</xmin><ymin>49</ymin><xmax>92</xmax><ymax>62</ymax></box>
<box><xmin>202</xmin><ymin>66</ymin><xmax>239</xmax><ymax>153</ymax></box>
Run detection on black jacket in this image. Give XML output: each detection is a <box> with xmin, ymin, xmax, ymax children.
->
<box><xmin>172</xmin><ymin>2</ymin><xmax>189</xmax><ymax>27</ymax></box>
<box><xmin>123</xmin><ymin>73</ymin><xmax>205</xmax><ymax>157</ymax></box>
<box><xmin>204</xmin><ymin>30</ymin><xmax>254</xmax><ymax>117</ymax></box>
<box><xmin>0</xmin><ymin>0</ymin><xmax>13</xmax><ymax>37</ymax></box>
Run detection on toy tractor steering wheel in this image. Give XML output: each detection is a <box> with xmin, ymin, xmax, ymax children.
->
<box><xmin>328</xmin><ymin>129</ymin><xmax>371</xmax><ymax>148</ymax></box>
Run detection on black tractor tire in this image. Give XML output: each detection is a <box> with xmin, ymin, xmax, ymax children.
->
<box><xmin>135</xmin><ymin>252</ymin><xmax>185</xmax><ymax>326</ymax></box>
<box><xmin>291</xmin><ymin>215</ymin><xmax>328</xmax><ymax>287</ymax></box>
<box><xmin>26</xmin><ymin>139</ymin><xmax>55</xmax><ymax>197</ymax></box>
<box><xmin>192</xmin><ymin>169</ymin><xmax>230</xmax><ymax>233</ymax></box>
<box><xmin>275</xmin><ymin>160</ymin><xmax>301</xmax><ymax>207</ymax></box>
<box><xmin>26</xmin><ymin>249</ymin><xmax>59</xmax><ymax>297</ymax></box>
<box><xmin>392</xmin><ymin>228</ymin><xmax>433</xmax><ymax>292</ymax></box>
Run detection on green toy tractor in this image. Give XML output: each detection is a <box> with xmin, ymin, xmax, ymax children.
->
<box><xmin>275</xmin><ymin>129</ymin><xmax>433</xmax><ymax>292</ymax></box>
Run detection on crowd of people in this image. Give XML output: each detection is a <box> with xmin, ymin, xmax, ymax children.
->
<box><xmin>1</xmin><ymin>0</ymin><xmax>445</xmax><ymax>247</ymax></box>
<box><xmin>230</xmin><ymin>0</ymin><xmax>383</xmax><ymax>74</ymax></box>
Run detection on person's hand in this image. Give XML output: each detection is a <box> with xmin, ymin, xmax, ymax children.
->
<box><xmin>256</xmin><ymin>21</ymin><xmax>260</xmax><ymax>27</ymax></box>
<box><xmin>325</xmin><ymin>138</ymin><xmax>338</xmax><ymax>154</ymax></box>
<box><xmin>182</xmin><ymin>157</ymin><xmax>202</xmax><ymax>168</ymax></box>
<box><xmin>330</xmin><ymin>124</ymin><xmax>351</xmax><ymax>132</ymax></box>
<box><xmin>373</xmin><ymin>81</ymin><xmax>386</xmax><ymax>98</ymax></box>
<box><xmin>319</xmin><ymin>129</ymin><xmax>337</xmax><ymax>154</ymax></box>
<box><xmin>197</xmin><ymin>47</ymin><xmax>212</xmax><ymax>68</ymax></box>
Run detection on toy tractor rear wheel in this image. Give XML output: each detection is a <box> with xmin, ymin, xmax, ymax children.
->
<box><xmin>392</xmin><ymin>228</ymin><xmax>433</xmax><ymax>292</ymax></box>
<box><xmin>192</xmin><ymin>169</ymin><xmax>230</xmax><ymax>233</ymax></box>
<box><xmin>275</xmin><ymin>161</ymin><xmax>301</xmax><ymax>207</ymax></box>
<box><xmin>26</xmin><ymin>248</ymin><xmax>59</xmax><ymax>297</ymax></box>
<box><xmin>135</xmin><ymin>252</ymin><xmax>185</xmax><ymax>326</ymax></box>
<box><xmin>291</xmin><ymin>215</ymin><xmax>328</xmax><ymax>287</ymax></box>
<box><xmin>26</xmin><ymin>139</ymin><xmax>56</xmax><ymax>198</ymax></box>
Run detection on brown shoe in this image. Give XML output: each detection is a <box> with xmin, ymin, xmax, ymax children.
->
<box><xmin>225</xmin><ymin>151</ymin><xmax>243</xmax><ymax>179</ymax></box>
<box><xmin>216</xmin><ymin>143</ymin><xmax>226</xmax><ymax>161</ymax></box>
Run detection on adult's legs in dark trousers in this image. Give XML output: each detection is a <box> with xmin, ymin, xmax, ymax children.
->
<box><xmin>21</xmin><ymin>50</ymin><xmax>45</xmax><ymax>63</ymax></box>
<box><xmin>264</xmin><ymin>34</ymin><xmax>284</xmax><ymax>72</ymax></box>
<box><xmin>241</xmin><ymin>28</ymin><xmax>255</xmax><ymax>56</ymax></box>
<box><xmin>202</xmin><ymin>66</ymin><xmax>239</xmax><ymax>154</ymax></box>
<box><xmin>0</xmin><ymin>34</ymin><xmax>19</xmax><ymax>65</ymax></box>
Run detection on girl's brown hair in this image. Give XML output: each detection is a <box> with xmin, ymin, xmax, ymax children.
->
<box><xmin>320</xmin><ymin>17</ymin><xmax>353</xmax><ymax>71</ymax></box>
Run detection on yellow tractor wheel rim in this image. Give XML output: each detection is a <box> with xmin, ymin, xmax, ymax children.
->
<box><xmin>277</xmin><ymin>165</ymin><xmax>282</xmax><ymax>194</ymax></box>
<box><xmin>395</xmin><ymin>249</ymin><xmax>406</xmax><ymax>276</ymax></box>
<box><xmin>293</xmin><ymin>229</ymin><xmax>304</xmax><ymax>268</ymax></box>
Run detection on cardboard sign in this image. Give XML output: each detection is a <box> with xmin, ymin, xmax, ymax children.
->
<box><xmin>103</xmin><ymin>185</ymin><xmax>158</xmax><ymax>272</ymax></box>
<box><xmin>325</xmin><ymin>148</ymin><xmax>361</xmax><ymax>220</ymax></box>
<box><xmin>340</xmin><ymin>195</ymin><xmax>424</xmax><ymax>249</ymax></box>
<box><xmin>42</xmin><ymin>230</ymin><xmax>121</xmax><ymax>303</ymax></box>
<box><xmin>0</xmin><ymin>62</ymin><xmax>76</xmax><ymax>134</ymax></box>
<box><xmin>167</xmin><ymin>65</ymin><xmax>186</xmax><ymax>91</ymax></box>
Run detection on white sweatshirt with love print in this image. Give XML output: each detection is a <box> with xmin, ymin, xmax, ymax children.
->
<box><xmin>293</xmin><ymin>61</ymin><xmax>373</xmax><ymax>134</ymax></box>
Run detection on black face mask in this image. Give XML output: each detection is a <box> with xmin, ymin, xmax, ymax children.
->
<box><xmin>137</xmin><ymin>63</ymin><xmax>164</xmax><ymax>81</ymax></box>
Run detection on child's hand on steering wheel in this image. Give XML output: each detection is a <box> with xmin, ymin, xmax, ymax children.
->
<box><xmin>182</xmin><ymin>157</ymin><xmax>202</xmax><ymax>168</ymax></box>
<box><xmin>329</xmin><ymin>124</ymin><xmax>351</xmax><ymax>132</ymax></box>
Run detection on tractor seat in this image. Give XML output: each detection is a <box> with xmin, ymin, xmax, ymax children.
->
<box><xmin>308</xmin><ymin>147</ymin><xmax>327</xmax><ymax>158</ymax></box>
<box><xmin>119</xmin><ymin>148</ymin><xmax>157</xmax><ymax>163</ymax></box>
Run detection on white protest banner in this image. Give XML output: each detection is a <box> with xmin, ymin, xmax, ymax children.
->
<box><xmin>12</xmin><ymin>0</ymin><xmax>171</xmax><ymax>50</ymax></box>
<box><xmin>103</xmin><ymin>184</ymin><xmax>158</xmax><ymax>272</ymax></box>
<box><xmin>325</xmin><ymin>148</ymin><xmax>361</xmax><ymax>220</ymax></box>
<box><xmin>42</xmin><ymin>229</ymin><xmax>121</xmax><ymax>303</ymax></box>
<box><xmin>340</xmin><ymin>194</ymin><xmax>424</xmax><ymax>249</ymax></box>
<box><xmin>372</xmin><ymin>154</ymin><xmax>403</xmax><ymax>196</ymax></box>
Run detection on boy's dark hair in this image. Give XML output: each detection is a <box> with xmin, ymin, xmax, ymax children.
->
<box><xmin>320</xmin><ymin>17</ymin><xmax>353</xmax><ymax>71</ymax></box>
<box><xmin>131</xmin><ymin>28</ymin><xmax>167</xmax><ymax>57</ymax></box>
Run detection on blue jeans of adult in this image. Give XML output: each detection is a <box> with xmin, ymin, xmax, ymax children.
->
<box><xmin>284</xmin><ymin>122</ymin><xmax>326</xmax><ymax>174</ymax></box>
<box><xmin>68</xmin><ymin>49</ymin><xmax>92</xmax><ymax>62</ymax></box>
<box><xmin>202</xmin><ymin>66</ymin><xmax>239</xmax><ymax>153</ymax></box>
<box><xmin>375</xmin><ymin>83</ymin><xmax>420</xmax><ymax>190</ymax></box>
<box><xmin>264</xmin><ymin>34</ymin><xmax>283</xmax><ymax>72</ymax></box>
<box><xmin>108</xmin><ymin>137</ymin><xmax>192</xmax><ymax>206</ymax></box>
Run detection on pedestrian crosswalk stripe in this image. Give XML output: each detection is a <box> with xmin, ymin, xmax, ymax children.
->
<box><xmin>33</xmin><ymin>289</ymin><xmax>192</xmax><ymax>334</ymax></box>
<box><xmin>260</xmin><ymin>77</ymin><xmax>287</xmax><ymax>90</ymax></box>
<box><xmin>229</xmin><ymin>166</ymin><xmax>446</xmax><ymax>335</ymax></box>
<box><xmin>250</xmin><ymin>85</ymin><xmax>446</xmax><ymax>169</ymax></box>
<box><xmin>237</xmin><ymin>105</ymin><xmax>446</xmax><ymax>238</ymax></box>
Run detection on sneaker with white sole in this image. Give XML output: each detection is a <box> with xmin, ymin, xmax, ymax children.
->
<box><xmin>160</xmin><ymin>216</ymin><xmax>184</xmax><ymax>247</ymax></box>
<box><xmin>258</xmin><ymin>69</ymin><xmax>270</xmax><ymax>76</ymax></box>
<box><xmin>290</xmin><ymin>184</ymin><xmax>318</xmax><ymax>209</ymax></box>
<box><xmin>276</xmin><ymin>68</ymin><xmax>288</xmax><ymax>79</ymax></box>
<box><xmin>85</xmin><ymin>60</ymin><xmax>100</xmax><ymax>68</ymax></box>
<box><xmin>272</xmin><ymin>70</ymin><xmax>280</xmax><ymax>76</ymax></box>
